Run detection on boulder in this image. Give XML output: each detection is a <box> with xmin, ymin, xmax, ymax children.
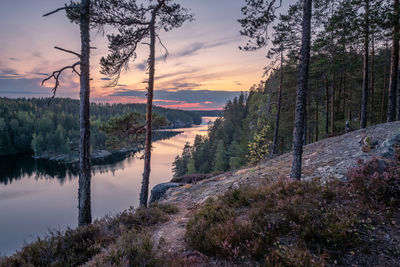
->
<box><xmin>149</xmin><ymin>182</ymin><xmax>181</xmax><ymax>203</ymax></box>
<box><xmin>379</xmin><ymin>133</ymin><xmax>400</xmax><ymax>160</ymax></box>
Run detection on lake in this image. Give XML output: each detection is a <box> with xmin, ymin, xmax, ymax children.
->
<box><xmin>0</xmin><ymin>117</ymin><xmax>215</xmax><ymax>256</ymax></box>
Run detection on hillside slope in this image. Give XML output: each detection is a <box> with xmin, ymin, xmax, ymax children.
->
<box><xmin>152</xmin><ymin>121</ymin><xmax>400</xmax><ymax>265</ymax></box>
<box><xmin>161</xmin><ymin>121</ymin><xmax>400</xmax><ymax>207</ymax></box>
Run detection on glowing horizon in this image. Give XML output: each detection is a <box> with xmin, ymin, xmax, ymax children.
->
<box><xmin>0</xmin><ymin>0</ymin><xmax>269</xmax><ymax>110</ymax></box>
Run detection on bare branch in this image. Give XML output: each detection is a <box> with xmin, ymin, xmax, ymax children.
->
<box><xmin>156</xmin><ymin>34</ymin><xmax>169</xmax><ymax>61</ymax></box>
<box><xmin>54</xmin><ymin>46</ymin><xmax>81</xmax><ymax>58</ymax></box>
<box><xmin>42</xmin><ymin>61</ymin><xmax>81</xmax><ymax>104</ymax></box>
<box><xmin>43</xmin><ymin>5</ymin><xmax>79</xmax><ymax>17</ymax></box>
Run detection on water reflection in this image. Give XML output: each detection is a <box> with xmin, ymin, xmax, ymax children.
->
<box><xmin>0</xmin><ymin>117</ymin><xmax>215</xmax><ymax>256</ymax></box>
<box><xmin>0</xmin><ymin>131</ymin><xmax>182</xmax><ymax>186</ymax></box>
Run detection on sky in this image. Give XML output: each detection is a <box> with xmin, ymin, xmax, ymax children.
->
<box><xmin>0</xmin><ymin>0</ymin><xmax>275</xmax><ymax>110</ymax></box>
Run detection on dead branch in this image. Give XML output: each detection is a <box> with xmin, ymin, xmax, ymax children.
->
<box><xmin>43</xmin><ymin>5</ymin><xmax>79</xmax><ymax>17</ymax></box>
<box><xmin>156</xmin><ymin>34</ymin><xmax>169</xmax><ymax>61</ymax></box>
<box><xmin>42</xmin><ymin>61</ymin><xmax>81</xmax><ymax>104</ymax></box>
<box><xmin>54</xmin><ymin>46</ymin><xmax>81</xmax><ymax>58</ymax></box>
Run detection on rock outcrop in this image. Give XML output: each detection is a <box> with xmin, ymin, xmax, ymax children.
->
<box><xmin>149</xmin><ymin>182</ymin><xmax>181</xmax><ymax>203</ymax></box>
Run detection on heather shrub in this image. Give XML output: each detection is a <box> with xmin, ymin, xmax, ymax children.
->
<box><xmin>348</xmin><ymin>157</ymin><xmax>400</xmax><ymax>207</ymax></box>
<box><xmin>106</xmin><ymin>203</ymin><xmax>178</xmax><ymax>235</ymax></box>
<box><xmin>1</xmin><ymin>203</ymin><xmax>177</xmax><ymax>267</ymax></box>
<box><xmin>186</xmin><ymin>178</ymin><xmax>364</xmax><ymax>263</ymax></box>
<box><xmin>185</xmin><ymin>199</ymin><xmax>237</xmax><ymax>255</ymax></box>
<box><xmin>265</xmin><ymin>245</ymin><xmax>326</xmax><ymax>267</ymax></box>
<box><xmin>0</xmin><ymin>223</ymin><xmax>106</xmax><ymax>267</ymax></box>
<box><xmin>101</xmin><ymin>230</ymin><xmax>158</xmax><ymax>266</ymax></box>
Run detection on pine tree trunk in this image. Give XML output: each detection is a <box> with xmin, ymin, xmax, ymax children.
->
<box><xmin>272</xmin><ymin>50</ymin><xmax>284</xmax><ymax>155</ymax></box>
<box><xmin>325</xmin><ymin>76</ymin><xmax>330</xmax><ymax>136</ymax></box>
<box><xmin>290</xmin><ymin>0</ymin><xmax>312</xmax><ymax>180</ymax></box>
<box><xmin>330</xmin><ymin>77</ymin><xmax>335</xmax><ymax>134</ymax></box>
<box><xmin>360</xmin><ymin>0</ymin><xmax>369</xmax><ymax>128</ymax></box>
<box><xmin>343</xmin><ymin>73</ymin><xmax>347</xmax><ymax>121</ymax></box>
<box><xmin>315</xmin><ymin>87</ymin><xmax>319</xmax><ymax>142</ymax></box>
<box><xmin>381</xmin><ymin>39</ymin><xmax>389</xmax><ymax>122</ymax></box>
<box><xmin>388</xmin><ymin>0</ymin><xmax>399</xmax><ymax>122</ymax></box>
<box><xmin>139</xmin><ymin>11</ymin><xmax>156</xmax><ymax>208</ymax></box>
<box><xmin>304</xmin><ymin>93</ymin><xmax>308</xmax><ymax>145</ymax></box>
<box><xmin>370</xmin><ymin>32</ymin><xmax>375</xmax><ymax>123</ymax></box>
<box><xmin>348</xmin><ymin>76</ymin><xmax>352</xmax><ymax>121</ymax></box>
<box><xmin>78</xmin><ymin>0</ymin><xmax>92</xmax><ymax>226</ymax></box>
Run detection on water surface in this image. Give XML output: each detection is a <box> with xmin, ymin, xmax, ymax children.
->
<box><xmin>0</xmin><ymin>117</ymin><xmax>215</xmax><ymax>256</ymax></box>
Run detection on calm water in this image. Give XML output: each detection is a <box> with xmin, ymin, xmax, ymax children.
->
<box><xmin>0</xmin><ymin>117</ymin><xmax>215</xmax><ymax>256</ymax></box>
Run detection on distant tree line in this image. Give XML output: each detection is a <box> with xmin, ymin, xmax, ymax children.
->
<box><xmin>0</xmin><ymin>97</ymin><xmax>201</xmax><ymax>157</ymax></box>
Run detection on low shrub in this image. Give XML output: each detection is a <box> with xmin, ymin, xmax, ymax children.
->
<box><xmin>98</xmin><ymin>230</ymin><xmax>158</xmax><ymax>266</ymax></box>
<box><xmin>265</xmin><ymin>245</ymin><xmax>326</xmax><ymax>267</ymax></box>
<box><xmin>1</xmin><ymin>203</ymin><xmax>177</xmax><ymax>267</ymax></box>
<box><xmin>1</xmin><ymin>223</ymin><xmax>106</xmax><ymax>267</ymax></box>
<box><xmin>186</xmin><ymin>178</ymin><xmax>364</xmax><ymax>264</ymax></box>
<box><xmin>348</xmin><ymin>157</ymin><xmax>400</xmax><ymax>207</ymax></box>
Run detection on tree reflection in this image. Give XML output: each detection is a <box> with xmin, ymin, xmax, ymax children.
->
<box><xmin>0</xmin><ymin>131</ymin><xmax>182</xmax><ymax>185</ymax></box>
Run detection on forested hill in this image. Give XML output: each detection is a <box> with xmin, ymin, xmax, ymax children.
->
<box><xmin>0</xmin><ymin>97</ymin><xmax>201</xmax><ymax>156</ymax></box>
<box><xmin>191</xmin><ymin>110</ymin><xmax>223</xmax><ymax>117</ymax></box>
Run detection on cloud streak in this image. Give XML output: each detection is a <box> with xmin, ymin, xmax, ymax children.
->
<box><xmin>109</xmin><ymin>88</ymin><xmax>241</xmax><ymax>107</ymax></box>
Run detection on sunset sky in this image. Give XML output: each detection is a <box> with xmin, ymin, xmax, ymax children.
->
<box><xmin>0</xmin><ymin>0</ymin><xmax>280</xmax><ymax>110</ymax></box>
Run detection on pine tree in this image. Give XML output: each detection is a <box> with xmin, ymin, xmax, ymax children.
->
<box><xmin>91</xmin><ymin>0</ymin><xmax>193</xmax><ymax>207</ymax></box>
<box><xmin>290</xmin><ymin>0</ymin><xmax>312</xmax><ymax>180</ymax></box>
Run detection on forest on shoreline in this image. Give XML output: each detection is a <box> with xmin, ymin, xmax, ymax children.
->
<box><xmin>0</xmin><ymin>97</ymin><xmax>201</xmax><ymax>158</ymax></box>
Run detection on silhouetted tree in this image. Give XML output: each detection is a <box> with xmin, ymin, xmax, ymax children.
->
<box><xmin>42</xmin><ymin>0</ymin><xmax>93</xmax><ymax>226</ymax></box>
<box><xmin>92</xmin><ymin>0</ymin><xmax>193</xmax><ymax>207</ymax></box>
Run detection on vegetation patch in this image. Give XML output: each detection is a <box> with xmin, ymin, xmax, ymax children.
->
<box><xmin>171</xmin><ymin>173</ymin><xmax>214</xmax><ymax>184</ymax></box>
<box><xmin>348</xmin><ymin>157</ymin><xmax>400</xmax><ymax>207</ymax></box>
<box><xmin>186</xmin><ymin>157</ymin><xmax>400</xmax><ymax>265</ymax></box>
<box><xmin>0</xmin><ymin>203</ymin><xmax>177</xmax><ymax>267</ymax></box>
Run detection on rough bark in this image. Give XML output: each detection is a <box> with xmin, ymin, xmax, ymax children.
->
<box><xmin>343</xmin><ymin>73</ymin><xmax>347</xmax><ymax>121</ymax></box>
<box><xmin>139</xmin><ymin>11</ymin><xmax>157</xmax><ymax>208</ymax></box>
<box><xmin>304</xmin><ymin>93</ymin><xmax>308</xmax><ymax>145</ymax></box>
<box><xmin>325</xmin><ymin>76</ymin><xmax>330</xmax><ymax>137</ymax></box>
<box><xmin>381</xmin><ymin>39</ymin><xmax>389</xmax><ymax>122</ymax></box>
<box><xmin>370</xmin><ymin>32</ymin><xmax>375</xmax><ymax>123</ymax></box>
<box><xmin>360</xmin><ymin>0</ymin><xmax>370</xmax><ymax>128</ymax></box>
<box><xmin>331</xmin><ymin>77</ymin><xmax>335</xmax><ymax>134</ymax></box>
<box><xmin>290</xmin><ymin>0</ymin><xmax>312</xmax><ymax>180</ymax></box>
<box><xmin>388</xmin><ymin>0</ymin><xmax>399</xmax><ymax>122</ymax></box>
<box><xmin>78</xmin><ymin>0</ymin><xmax>92</xmax><ymax>226</ymax></box>
<box><xmin>272</xmin><ymin>50</ymin><xmax>284</xmax><ymax>155</ymax></box>
<box><xmin>315</xmin><ymin>82</ymin><xmax>319</xmax><ymax>142</ymax></box>
<box><xmin>348</xmin><ymin>75</ymin><xmax>352</xmax><ymax>121</ymax></box>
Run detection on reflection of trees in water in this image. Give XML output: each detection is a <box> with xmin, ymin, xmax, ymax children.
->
<box><xmin>153</xmin><ymin>130</ymin><xmax>183</xmax><ymax>141</ymax></box>
<box><xmin>0</xmin><ymin>131</ymin><xmax>182</xmax><ymax>185</ymax></box>
<box><xmin>0</xmin><ymin>154</ymin><xmax>77</xmax><ymax>185</ymax></box>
